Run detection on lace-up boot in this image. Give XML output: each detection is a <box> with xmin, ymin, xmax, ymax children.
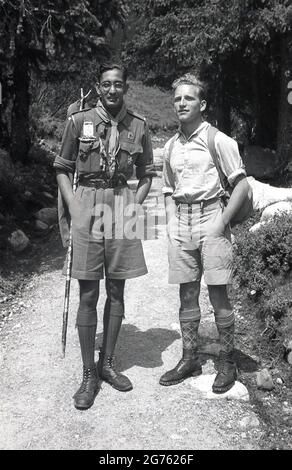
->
<box><xmin>212</xmin><ymin>350</ymin><xmax>237</xmax><ymax>394</ymax></box>
<box><xmin>97</xmin><ymin>350</ymin><xmax>133</xmax><ymax>392</ymax></box>
<box><xmin>159</xmin><ymin>349</ymin><xmax>202</xmax><ymax>386</ymax></box>
<box><xmin>73</xmin><ymin>366</ymin><xmax>99</xmax><ymax>410</ymax></box>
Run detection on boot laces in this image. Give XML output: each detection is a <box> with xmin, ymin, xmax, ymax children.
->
<box><xmin>80</xmin><ymin>367</ymin><xmax>95</xmax><ymax>392</ymax></box>
<box><xmin>106</xmin><ymin>355</ymin><xmax>116</xmax><ymax>367</ymax></box>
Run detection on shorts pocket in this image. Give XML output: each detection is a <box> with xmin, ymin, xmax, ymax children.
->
<box><xmin>203</xmin><ymin>236</ymin><xmax>233</xmax><ymax>270</ymax></box>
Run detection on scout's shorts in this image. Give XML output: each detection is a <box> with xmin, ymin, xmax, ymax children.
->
<box><xmin>167</xmin><ymin>199</ymin><xmax>233</xmax><ymax>285</ymax></box>
<box><xmin>65</xmin><ymin>185</ymin><xmax>148</xmax><ymax>281</ymax></box>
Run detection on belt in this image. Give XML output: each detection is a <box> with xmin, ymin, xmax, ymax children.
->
<box><xmin>78</xmin><ymin>174</ymin><xmax>128</xmax><ymax>189</ymax></box>
<box><xmin>175</xmin><ymin>197</ymin><xmax>222</xmax><ymax>215</ymax></box>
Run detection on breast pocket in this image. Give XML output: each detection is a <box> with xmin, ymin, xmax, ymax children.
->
<box><xmin>78</xmin><ymin>138</ymin><xmax>101</xmax><ymax>173</ymax></box>
<box><xmin>118</xmin><ymin>140</ymin><xmax>143</xmax><ymax>178</ymax></box>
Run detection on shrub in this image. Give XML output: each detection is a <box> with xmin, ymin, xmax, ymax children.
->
<box><xmin>234</xmin><ymin>213</ymin><xmax>292</xmax><ymax>321</ymax></box>
<box><xmin>233</xmin><ymin>213</ymin><xmax>292</xmax><ymax>360</ymax></box>
<box><xmin>234</xmin><ymin>213</ymin><xmax>292</xmax><ymax>295</ymax></box>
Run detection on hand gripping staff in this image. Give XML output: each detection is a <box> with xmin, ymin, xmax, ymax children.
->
<box><xmin>61</xmin><ymin>88</ymin><xmax>91</xmax><ymax>357</ymax></box>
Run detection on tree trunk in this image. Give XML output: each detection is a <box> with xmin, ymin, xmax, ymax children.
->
<box><xmin>0</xmin><ymin>75</ymin><xmax>11</xmax><ymax>150</ymax></box>
<box><xmin>215</xmin><ymin>66</ymin><xmax>231</xmax><ymax>135</ymax></box>
<box><xmin>10</xmin><ymin>30</ymin><xmax>31</xmax><ymax>163</ymax></box>
<box><xmin>277</xmin><ymin>32</ymin><xmax>292</xmax><ymax>169</ymax></box>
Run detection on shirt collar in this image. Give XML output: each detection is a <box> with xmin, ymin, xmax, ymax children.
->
<box><xmin>177</xmin><ymin>121</ymin><xmax>209</xmax><ymax>141</ymax></box>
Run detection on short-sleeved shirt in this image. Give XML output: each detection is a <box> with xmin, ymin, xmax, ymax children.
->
<box><xmin>162</xmin><ymin>121</ymin><xmax>246</xmax><ymax>204</ymax></box>
<box><xmin>54</xmin><ymin>107</ymin><xmax>153</xmax><ymax>181</ymax></box>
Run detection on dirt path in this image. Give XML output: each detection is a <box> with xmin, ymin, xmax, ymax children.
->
<box><xmin>0</xmin><ymin>178</ymin><xmax>263</xmax><ymax>450</ymax></box>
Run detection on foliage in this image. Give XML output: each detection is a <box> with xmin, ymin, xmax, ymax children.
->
<box><xmin>123</xmin><ymin>0</ymin><xmax>292</xmax><ymax>147</ymax></box>
<box><xmin>0</xmin><ymin>0</ymin><xmax>127</xmax><ymax>70</ymax></box>
<box><xmin>0</xmin><ymin>0</ymin><xmax>128</xmax><ymax>158</ymax></box>
<box><xmin>234</xmin><ymin>213</ymin><xmax>292</xmax><ymax>320</ymax></box>
<box><xmin>124</xmin><ymin>0</ymin><xmax>291</xmax><ymax>81</ymax></box>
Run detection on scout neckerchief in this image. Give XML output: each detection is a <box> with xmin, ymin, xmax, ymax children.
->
<box><xmin>95</xmin><ymin>99</ymin><xmax>127</xmax><ymax>177</ymax></box>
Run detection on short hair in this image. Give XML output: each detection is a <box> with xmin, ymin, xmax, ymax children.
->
<box><xmin>98</xmin><ymin>62</ymin><xmax>128</xmax><ymax>82</ymax></box>
<box><xmin>172</xmin><ymin>73</ymin><xmax>207</xmax><ymax>101</ymax></box>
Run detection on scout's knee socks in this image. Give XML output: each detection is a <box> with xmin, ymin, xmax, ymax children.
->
<box><xmin>214</xmin><ymin>309</ymin><xmax>235</xmax><ymax>354</ymax></box>
<box><xmin>179</xmin><ymin>307</ymin><xmax>201</xmax><ymax>353</ymax></box>
<box><xmin>159</xmin><ymin>309</ymin><xmax>202</xmax><ymax>386</ymax></box>
<box><xmin>76</xmin><ymin>308</ymin><xmax>97</xmax><ymax>368</ymax></box>
<box><xmin>74</xmin><ymin>309</ymin><xmax>99</xmax><ymax>410</ymax></box>
<box><xmin>98</xmin><ymin>302</ymin><xmax>132</xmax><ymax>392</ymax></box>
<box><xmin>76</xmin><ymin>308</ymin><xmax>97</xmax><ymax>369</ymax></box>
<box><xmin>213</xmin><ymin>310</ymin><xmax>237</xmax><ymax>393</ymax></box>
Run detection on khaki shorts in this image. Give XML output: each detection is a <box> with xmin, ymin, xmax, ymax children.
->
<box><xmin>66</xmin><ymin>185</ymin><xmax>148</xmax><ymax>281</ymax></box>
<box><xmin>167</xmin><ymin>199</ymin><xmax>233</xmax><ymax>285</ymax></box>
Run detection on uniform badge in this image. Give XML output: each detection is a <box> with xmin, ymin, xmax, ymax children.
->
<box><xmin>127</xmin><ymin>131</ymin><xmax>134</xmax><ymax>141</ymax></box>
<box><xmin>128</xmin><ymin>156</ymin><xmax>133</xmax><ymax>165</ymax></box>
<box><xmin>82</xmin><ymin>121</ymin><xmax>94</xmax><ymax>138</ymax></box>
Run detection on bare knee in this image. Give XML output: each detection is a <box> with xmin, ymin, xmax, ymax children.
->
<box><xmin>106</xmin><ymin>279</ymin><xmax>125</xmax><ymax>317</ymax></box>
<box><xmin>208</xmin><ymin>285</ymin><xmax>231</xmax><ymax>311</ymax></box>
<box><xmin>180</xmin><ymin>282</ymin><xmax>200</xmax><ymax>310</ymax></box>
<box><xmin>79</xmin><ymin>280</ymin><xmax>100</xmax><ymax>310</ymax></box>
<box><xmin>77</xmin><ymin>280</ymin><xmax>99</xmax><ymax>327</ymax></box>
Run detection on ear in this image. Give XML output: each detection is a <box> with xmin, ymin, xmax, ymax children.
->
<box><xmin>95</xmin><ymin>83</ymin><xmax>101</xmax><ymax>96</ymax></box>
<box><xmin>124</xmin><ymin>82</ymin><xmax>129</xmax><ymax>95</ymax></box>
<box><xmin>200</xmin><ymin>100</ymin><xmax>207</xmax><ymax>112</ymax></box>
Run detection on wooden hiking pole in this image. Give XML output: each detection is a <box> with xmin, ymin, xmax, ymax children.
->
<box><xmin>61</xmin><ymin>88</ymin><xmax>91</xmax><ymax>357</ymax></box>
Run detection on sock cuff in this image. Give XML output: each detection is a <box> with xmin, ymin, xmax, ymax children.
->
<box><xmin>179</xmin><ymin>308</ymin><xmax>201</xmax><ymax>322</ymax></box>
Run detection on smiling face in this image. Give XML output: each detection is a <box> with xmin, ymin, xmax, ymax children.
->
<box><xmin>97</xmin><ymin>68</ymin><xmax>128</xmax><ymax>115</ymax></box>
<box><xmin>174</xmin><ymin>84</ymin><xmax>206</xmax><ymax>125</ymax></box>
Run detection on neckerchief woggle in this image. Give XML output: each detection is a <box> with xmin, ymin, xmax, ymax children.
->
<box><xmin>95</xmin><ymin>99</ymin><xmax>127</xmax><ymax>177</ymax></box>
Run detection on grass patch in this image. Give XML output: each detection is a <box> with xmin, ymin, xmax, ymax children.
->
<box><xmin>125</xmin><ymin>80</ymin><xmax>177</xmax><ymax>132</ymax></box>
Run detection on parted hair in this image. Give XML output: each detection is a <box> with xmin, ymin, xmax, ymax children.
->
<box><xmin>98</xmin><ymin>62</ymin><xmax>128</xmax><ymax>82</ymax></box>
<box><xmin>172</xmin><ymin>73</ymin><xmax>207</xmax><ymax>101</ymax></box>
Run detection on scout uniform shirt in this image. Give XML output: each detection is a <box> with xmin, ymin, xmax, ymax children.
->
<box><xmin>54</xmin><ymin>106</ymin><xmax>154</xmax><ymax>246</ymax></box>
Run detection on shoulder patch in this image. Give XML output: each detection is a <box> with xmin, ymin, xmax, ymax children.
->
<box><xmin>126</xmin><ymin>109</ymin><xmax>146</xmax><ymax>122</ymax></box>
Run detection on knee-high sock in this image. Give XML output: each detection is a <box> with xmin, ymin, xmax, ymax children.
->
<box><xmin>217</xmin><ymin>323</ymin><xmax>235</xmax><ymax>354</ymax></box>
<box><xmin>180</xmin><ymin>320</ymin><xmax>200</xmax><ymax>351</ymax></box>
<box><xmin>103</xmin><ymin>315</ymin><xmax>123</xmax><ymax>356</ymax></box>
<box><xmin>78</xmin><ymin>325</ymin><xmax>97</xmax><ymax>369</ymax></box>
<box><xmin>214</xmin><ymin>309</ymin><xmax>235</xmax><ymax>354</ymax></box>
<box><xmin>102</xmin><ymin>298</ymin><xmax>110</xmax><ymax>352</ymax></box>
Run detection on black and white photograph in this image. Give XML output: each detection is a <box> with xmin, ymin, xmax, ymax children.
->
<box><xmin>0</xmin><ymin>0</ymin><xmax>291</xmax><ymax>454</ymax></box>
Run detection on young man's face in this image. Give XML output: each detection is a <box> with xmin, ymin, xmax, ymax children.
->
<box><xmin>174</xmin><ymin>84</ymin><xmax>206</xmax><ymax>124</ymax></box>
<box><xmin>97</xmin><ymin>68</ymin><xmax>128</xmax><ymax>114</ymax></box>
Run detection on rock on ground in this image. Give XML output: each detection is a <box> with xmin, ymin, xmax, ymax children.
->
<box><xmin>256</xmin><ymin>369</ymin><xmax>275</xmax><ymax>391</ymax></box>
<box><xmin>35</xmin><ymin>208</ymin><xmax>58</xmax><ymax>226</ymax></box>
<box><xmin>8</xmin><ymin>230</ymin><xmax>29</xmax><ymax>253</ymax></box>
<box><xmin>189</xmin><ymin>374</ymin><xmax>250</xmax><ymax>402</ymax></box>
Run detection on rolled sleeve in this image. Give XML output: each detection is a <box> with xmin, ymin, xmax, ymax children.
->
<box><xmin>214</xmin><ymin>132</ymin><xmax>246</xmax><ymax>187</ymax></box>
<box><xmin>162</xmin><ymin>143</ymin><xmax>175</xmax><ymax>195</ymax></box>
<box><xmin>53</xmin><ymin>116</ymin><xmax>79</xmax><ymax>173</ymax></box>
<box><xmin>135</xmin><ymin>122</ymin><xmax>156</xmax><ymax>179</ymax></box>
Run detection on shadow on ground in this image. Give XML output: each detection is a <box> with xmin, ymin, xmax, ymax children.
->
<box><xmin>95</xmin><ymin>324</ymin><xmax>181</xmax><ymax>371</ymax></box>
